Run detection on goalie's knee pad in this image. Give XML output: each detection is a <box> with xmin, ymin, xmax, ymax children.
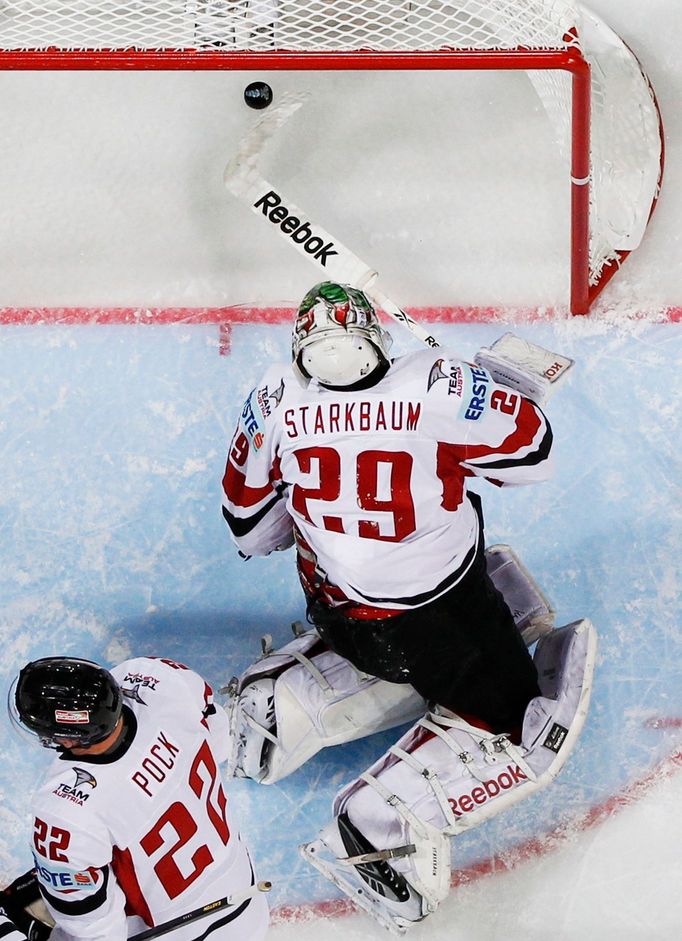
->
<box><xmin>225</xmin><ymin>624</ymin><xmax>426</xmax><ymax>785</ymax></box>
<box><xmin>485</xmin><ymin>543</ymin><xmax>555</xmax><ymax>646</ymax></box>
<box><xmin>302</xmin><ymin>619</ymin><xmax>597</xmax><ymax>932</ymax></box>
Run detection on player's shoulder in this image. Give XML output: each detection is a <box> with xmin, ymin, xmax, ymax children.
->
<box><xmin>32</xmin><ymin>754</ymin><xmax>102</xmax><ymax>827</ymax></box>
<box><xmin>239</xmin><ymin>364</ymin><xmax>298</xmax><ymax>435</ymax></box>
<box><xmin>389</xmin><ymin>348</ymin><xmax>470</xmax><ymax>395</ymax></box>
<box><xmin>112</xmin><ymin>656</ymin><xmax>199</xmax><ymax>704</ymax></box>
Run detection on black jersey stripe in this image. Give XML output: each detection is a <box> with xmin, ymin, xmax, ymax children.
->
<box><xmin>465</xmin><ymin>422</ymin><xmax>553</xmax><ymax>471</ymax></box>
<box><xmin>222</xmin><ymin>491</ymin><xmax>284</xmax><ymax>537</ymax></box>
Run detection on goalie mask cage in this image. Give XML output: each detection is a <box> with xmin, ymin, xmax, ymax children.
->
<box><xmin>0</xmin><ymin>1</ymin><xmax>663</xmax><ymax>315</ymax></box>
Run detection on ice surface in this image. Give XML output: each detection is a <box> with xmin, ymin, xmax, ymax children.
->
<box><xmin>0</xmin><ymin>0</ymin><xmax>680</xmax><ymax>938</ymax></box>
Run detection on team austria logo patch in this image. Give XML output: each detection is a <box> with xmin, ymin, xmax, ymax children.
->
<box><xmin>427</xmin><ymin>358</ymin><xmax>463</xmax><ymax>396</ymax></box>
<box><xmin>256</xmin><ymin>378</ymin><xmax>285</xmax><ymax>420</ymax></box>
<box><xmin>122</xmin><ymin>670</ymin><xmax>161</xmax><ymax>705</ymax></box>
<box><xmin>53</xmin><ymin>767</ymin><xmax>98</xmax><ymax>807</ymax></box>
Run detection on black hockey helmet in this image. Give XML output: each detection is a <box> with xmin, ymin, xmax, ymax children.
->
<box><xmin>10</xmin><ymin>657</ymin><xmax>122</xmax><ymax>749</ymax></box>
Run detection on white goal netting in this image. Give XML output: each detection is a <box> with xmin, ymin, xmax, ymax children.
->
<box><xmin>0</xmin><ymin>1</ymin><xmax>581</xmax><ymax>52</ymax></box>
<box><xmin>0</xmin><ymin>0</ymin><xmax>663</xmax><ymax>310</ymax></box>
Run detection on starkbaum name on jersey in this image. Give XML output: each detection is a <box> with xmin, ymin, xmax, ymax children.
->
<box><xmin>254</xmin><ymin>190</ymin><xmax>340</xmax><ymax>265</ymax></box>
<box><xmin>283</xmin><ymin>399</ymin><xmax>422</xmax><ymax>439</ymax></box>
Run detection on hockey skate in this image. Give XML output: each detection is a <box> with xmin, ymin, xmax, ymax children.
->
<box><xmin>302</xmin><ymin>619</ymin><xmax>597</xmax><ymax>934</ymax></box>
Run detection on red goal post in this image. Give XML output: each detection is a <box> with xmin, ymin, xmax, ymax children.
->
<box><xmin>0</xmin><ymin>1</ymin><xmax>663</xmax><ymax>315</ymax></box>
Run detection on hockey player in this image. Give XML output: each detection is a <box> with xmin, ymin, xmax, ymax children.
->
<box><xmin>221</xmin><ymin>282</ymin><xmax>596</xmax><ymax>930</ymax></box>
<box><xmin>9</xmin><ymin>655</ymin><xmax>269</xmax><ymax>941</ymax></box>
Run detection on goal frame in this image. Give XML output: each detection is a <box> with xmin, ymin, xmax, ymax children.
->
<box><xmin>0</xmin><ymin>45</ymin><xmax>661</xmax><ymax>316</ymax></box>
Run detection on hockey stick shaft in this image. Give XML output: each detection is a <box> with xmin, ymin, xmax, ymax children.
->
<box><xmin>128</xmin><ymin>880</ymin><xmax>271</xmax><ymax>941</ymax></box>
<box><xmin>224</xmin><ymin>94</ymin><xmax>440</xmax><ymax>349</ymax></box>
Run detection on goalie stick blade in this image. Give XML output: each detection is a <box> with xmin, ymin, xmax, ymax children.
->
<box><xmin>223</xmin><ymin>91</ymin><xmax>309</xmax><ymax>189</ymax></box>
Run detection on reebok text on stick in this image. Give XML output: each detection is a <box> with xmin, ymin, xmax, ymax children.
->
<box><xmin>254</xmin><ymin>190</ymin><xmax>339</xmax><ymax>266</ymax></box>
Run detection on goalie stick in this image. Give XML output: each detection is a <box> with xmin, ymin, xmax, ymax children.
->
<box><xmin>223</xmin><ymin>92</ymin><xmax>440</xmax><ymax>349</ymax></box>
<box><xmin>223</xmin><ymin>93</ymin><xmax>574</xmax><ymax>399</ymax></box>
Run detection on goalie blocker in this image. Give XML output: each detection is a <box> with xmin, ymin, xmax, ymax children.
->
<box><xmin>224</xmin><ymin>545</ymin><xmax>554</xmax><ymax>785</ymax></box>
<box><xmin>302</xmin><ymin>618</ymin><xmax>597</xmax><ymax>934</ymax></box>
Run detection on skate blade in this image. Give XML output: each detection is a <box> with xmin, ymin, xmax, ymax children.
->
<box><xmin>300</xmin><ymin>838</ymin><xmax>413</xmax><ymax>936</ymax></box>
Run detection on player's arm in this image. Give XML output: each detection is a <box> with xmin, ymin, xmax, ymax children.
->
<box><xmin>221</xmin><ymin>377</ymin><xmax>294</xmax><ymax>557</ymax></box>
<box><xmin>30</xmin><ymin>812</ymin><xmax>127</xmax><ymax>941</ymax></box>
<box><xmin>442</xmin><ymin>362</ymin><xmax>554</xmax><ymax>485</ymax></box>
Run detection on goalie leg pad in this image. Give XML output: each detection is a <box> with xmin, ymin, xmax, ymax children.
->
<box><xmin>302</xmin><ymin>619</ymin><xmax>597</xmax><ymax>931</ymax></box>
<box><xmin>226</xmin><ymin>627</ymin><xmax>426</xmax><ymax>784</ymax></box>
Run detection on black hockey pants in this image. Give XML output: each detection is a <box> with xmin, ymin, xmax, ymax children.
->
<box><xmin>307</xmin><ymin>518</ymin><xmax>541</xmax><ymax>734</ymax></box>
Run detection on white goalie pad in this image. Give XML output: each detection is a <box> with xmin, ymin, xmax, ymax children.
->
<box><xmin>224</xmin><ymin>625</ymin><xmax>426</xmax><ymax>785</ymax></box>
<box><xmin>474</xmin><ymin>333</ymin><xmax>574</xmax><ymax>405</ymax></box>
<box><xmin>302</xmin><ymin>619</ymin><xmax>597</xmax><ymax>934</ymax></box>
<box><xmin>485</xmin><ymin>543</ymin><xmax>555</xmax><ymax>645</ymax></box>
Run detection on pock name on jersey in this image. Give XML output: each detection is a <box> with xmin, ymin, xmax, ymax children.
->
<box><xmin>131</xmin><ymin>731</ymin><xmax>180</xmax><ymax>797</ymax></box>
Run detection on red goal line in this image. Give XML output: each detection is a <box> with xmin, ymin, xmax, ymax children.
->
<box><xmin>0</xmin><ymin>305</ymin><xmax>679</xmax><ymax>326</ymax></box>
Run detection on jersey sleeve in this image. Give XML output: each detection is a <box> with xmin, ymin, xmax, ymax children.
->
<box><xmin>436</xmin><ymin>361</ymin><xmax>554</xmax><ymax>485</ymax></box>
<box><xmin>221</xmin><ymin>370</ymin><xmax>294</xmax><ymax>557</ymax></box>
<box><xmin>31</xmin><ymin>805</ymin><xmax>127</xmax><ymax>941</ymax></box>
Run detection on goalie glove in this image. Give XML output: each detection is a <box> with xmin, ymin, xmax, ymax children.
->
<box><xmin>474</xmin><ymin>333</ymin><xmax>574</xmax><ymax>405</ymax></box>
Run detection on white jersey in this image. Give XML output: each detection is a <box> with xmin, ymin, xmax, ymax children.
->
<box><xmin>222</xmin><ymin>349</ymin><xmax>553</xmax><ymax>610</ymax></box>
<box><xmin>30</xmin><ymin>657</ymin><xmax>268</xmax><ymax>941</ymax></box>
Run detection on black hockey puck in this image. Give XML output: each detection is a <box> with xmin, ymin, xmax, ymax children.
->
<box><xmin>244</xmin><ymin>81</ymin><xmax>273</xmax><ymax>110</ymax></box>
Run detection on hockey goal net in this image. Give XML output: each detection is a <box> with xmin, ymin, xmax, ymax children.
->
<box><xmin>0</xmin><ymin>0</ymin><xmax>663</xmax><ymax>314</ymax></box>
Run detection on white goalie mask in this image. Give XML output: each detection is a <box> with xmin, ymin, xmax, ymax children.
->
<box><xmin>292</xmin><ymin>282</ymin><xmax>392</xmax><ymax>388</ymax></box>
